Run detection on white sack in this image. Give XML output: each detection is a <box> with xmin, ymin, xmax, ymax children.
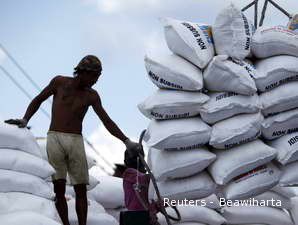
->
<box><xmin>150</xmin><ymin>172</ymin><xmax>216</xmax><ymax>201</ymax></box>
<box><xmin>200</xmin><ymin>92</ymin><xmax>261</xmax><ymax>124</ymax></box>
<box><xmin>49</xmin><ymin>175</ymin><xmax>99</xmax><ymax>195</ymax></box>
<box><xmin>252</xmin><ymin>26</ymin><xmax>298</xmax><ymax>58</ymax></box>
<box><xmin>280</xmin><ymin>161</ymin><xmax>298</xmax><ymax>186</ymax></box>
<box><xmin>161</xmin><ymin>17</ymin><xmax>214</xmax><ymax>68</ymax></box>
<box><xmin>213</xmin><ymin>3</ymin><xmax>254</xmax><ymax>59</ymax></box>
<box><xmin>67</xmin><ymin>198</ymin><xmax>105</xmax><ymax>221</ymax></box>
<box><xmin>0</xmin><ymin>122</ymin><xmax>41</xmax><ymax>157</ymax></box>
<box><xmin>138</xmin><ymin>89</ymin><xmax>209</xmax><ymax>120</ymax></box>
<box><xmin>290</xmin><ymin>197</ymin><xmax>298</xmax><ymax>225</ymax></box>
<box><xmin>253</xmin><ymin>190</ymin><xmax>292</xmax><ymax>209</ymax></box>
<box><xmin>208</xmin><ymin>140</ymin><xmax>276</xmax><ymax>185</ymax></box>
<box><xmin>203</xmin><ymin>55</ymin><xmax>257</xmax><ymax>95</ymax></box>
<box><xmin>199</xmin><ymin>194</ymin><xmax>221</xmax><ymax>209</ymax></box>
<box><xmin>144</xmin><ymin>54</ymin><xmax>204</xmax><ymax>91</ymax></box>
<box><xmin>222</xmin><ymin>163</ymin><xmax>281</xmax><ymax>200</ymax></box>
<box><xmin>0</xmin><ymin>148</ymin><xmax>54</xmax><ymax>178</ymax></box>
<box><xmin>0</xmin><ymin>211</ymin><xmax>61</xmax><ymax>225</ymax></box>
<box><xmin>144</xmin><ymin>117</ymin><xmax>211</xmax><ymax>150</ymax></box>
<box><xmin>88</xmin><ymin>176</ymin><xmax>124</xmax><ymax>209</ymax></box>
<box><xmin>158</xmin><ymin>205</ymin><xmax>226</xmax><ymax>225</ymax></box>
<box><xmin>260</xmin><ymin>82</ymin><xmax>298</xmax><ymax>116</ymax></box>
<box><xmin>0</xmin><ymin>192</ymin><xmax>58</xmax><ymax>220</ymax></box>
<box><xmin>0</xmin><ymin>169</ymin><xmax>54</xmax><ymax>199</ymax></box>
<box><xmin>209</xmin><ymin>113</ymin><xmax>263</xmax><ymax>149</ymax></box>
<box><xmin>69</xmin><ymin>213</ymin><xmax>117</xmax><ymax>225</ymax></box>
<box><xmin>261</xmin><ymin>108</ymin><xmax>298</xmax><ymax>140</ymax></box>
<box><xmin>106</xmin><ymin>208</ymin><xmax>124</xmax><ymax>222</ymax></box>
<box><xmin>172</xmin><ymin>223</ymin><xmax>206</xmax><ymax>225</ymax></box>
<box><xmin>148</xmin><ymin>147</ymin><xmax>216</xmax><ymax>181</ymax></box>
<box><xmin>221</xmin><ymin>206</ymin><xmax>294</xmax><ymax>225</ymax></box>
<box><xmin>254</xmin><ymin>55</ymin><xmax>298</xmax><ymax>92</ymax></box>
<box><xmin>268</xmin><ymin>132</ymin><xmax>298</xmax><ymax>165</ymax></box>
<box><xmin>271</xmin><ymin>185</ymin><xmax>298</xmax><ymax>198</ymax></box>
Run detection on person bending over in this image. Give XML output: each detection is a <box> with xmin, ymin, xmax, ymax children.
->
<box><xmin>5</xmin><ymin>55</ymin><xmax>141</xmax><ymax>225</ymax></box>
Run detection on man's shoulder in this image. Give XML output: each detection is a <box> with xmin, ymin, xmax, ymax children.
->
<box><xmin>50</xmin><ymin>75</ymin><xmax>72</xmax><ymax>87</ymax></box>
<box><xmin>85</xmin><ymin>88</ymin><xmax>100</xmax><ymax>102</ymax></box>
<box><xmin>53</xmin><ymin>75</ymin><xmax>72</xmax><ymax>82</ymax></box>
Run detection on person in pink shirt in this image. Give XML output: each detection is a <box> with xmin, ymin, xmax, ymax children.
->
<box><xmin>121</xmin><ymin>150</ymin><xmax>162</xmax><ymax>225</ymax></box>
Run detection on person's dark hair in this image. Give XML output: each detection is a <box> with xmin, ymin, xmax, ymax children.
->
<box><xmin>73</xmin><ymin>55</ymin><xmax>102</xmax><ymax>77</ymax></box>
<box><xmin>124</xmin><ymin>150</ymin><xmax>146</xmax><ymax>173</ymax></box>
<box><xmin>73</xmin><ymin>67</ymin><xmax>83</xmax><ymax>77</ymax></box>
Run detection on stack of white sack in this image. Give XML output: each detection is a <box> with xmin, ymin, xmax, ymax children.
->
<box><xmin>139</xmin><ymin>2</ymin><xmax>298</xmax><ymax>224</ymax></box>
<box><xmin>88</xmin><ymin>176</ymin><xmax>125</xmax><ymax>222</ymax></box>
<box><xmin>199</xmin><ymin>4</ymin><xmax>281</xmax><ymax>203</ymax></box>
<box><xmin>251</xmin><ymin>26</ymin><xmax>298</xmax><ymax>141</ymax></box>
<box><xmin>267</xmin><ymin>132</ymin><xmax>298</xmax><ymax>187</ymax></box>
<box><xmin>138</xmin><ymin>15</ymin><xmax>226</xmax><ymax>224</ymax></box>
<box><xmin>66</xmin><ymin>196</ymin><xmax>118</xmax><ymax>225</ymax></box>
<box><xmin>157</xmin><ymin>205</ymin><xmax>226</xmax><ymax>225</ymax></box>
<box><xmin>249</xmin><ymin>16</ymin><xmax>298</xmax><ymax>196</ymax></box>
<box><xmin>139</xmin><ymin>14</ymin><xmax>219</xmax><ymax>203</ymax></box>
<box><xmin>0</xmin><ymin>122</ymin><xmax>61</xmax><ymax>224</ymax></box>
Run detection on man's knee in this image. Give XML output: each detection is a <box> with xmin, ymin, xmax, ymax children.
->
<box><xmin>74</xmin><ymin>184</ymin><xmax>87</xmax><ymax>199</ymax></box>
<box><xmin>53</xmin><ymin>179</ymin><xmax>67</xmax><ymax>198</ymax></box>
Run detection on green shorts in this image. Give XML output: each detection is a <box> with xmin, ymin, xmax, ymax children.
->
<box><xmin>46</xmin><ymin>131</ymin><xmax>89</xmax><ymax>185</ymax></box>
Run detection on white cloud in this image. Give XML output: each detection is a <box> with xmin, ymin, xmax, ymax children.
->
<box><xmin>86</xmin><ymin>0</ymin><xmax>160</xmax><ymax>14</ymax></box>
<box><xmin>82</xmin><ymin>0</ymin><xmax>295</xmax><ymax>61</ymax></box>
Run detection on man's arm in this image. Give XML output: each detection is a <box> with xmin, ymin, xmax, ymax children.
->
<box><xmin>91</xmin><ymin>91</ymin><xmax>128</xmax><ymax>142</ymax></box>
<box><xmin>5</xmin><ymin>76</ymin><xmax>59</xmax><ymax>127</ymax></box>
<box><xmin>91</xmin><ymin>91</ymin><xmax>142</xmax><ymax>156</ymax></box>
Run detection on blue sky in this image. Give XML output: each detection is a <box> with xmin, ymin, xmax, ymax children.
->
<box><xmin>0</xmin><ymin>0</ymin><xmax>297</xmax><ymax>169</ymax></box>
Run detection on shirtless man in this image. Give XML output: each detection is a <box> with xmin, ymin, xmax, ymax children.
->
<box><xmin>5</xmin><ymin>55</ymin><xmax>141</xmax><ymax>225</ymax></box>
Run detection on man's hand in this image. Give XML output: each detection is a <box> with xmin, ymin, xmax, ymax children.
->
<box><xmin>124</xmin><ymin>139</ymin><xmax>143</xmax><ymax>157</ymax></box>
<box><xmin>5</xmin><ymin>118</ymin><xmax>28</xmax><ymax>128</ymax></box>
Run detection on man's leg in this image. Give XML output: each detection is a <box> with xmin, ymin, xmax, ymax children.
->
<box><xmin>74</xmin><ymin>184</ymin><xmax>88</xmax><ymax>225</ymax></box>
<box><xmin>53</xmin><ymin>179</ymin><xmax>70</xmax><ymax>225</ymax></box>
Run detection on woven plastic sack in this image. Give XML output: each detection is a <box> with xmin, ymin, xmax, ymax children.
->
<box><xmin>161</xmin><ymin>17</ymin><xmax>214</xmax><ymax>68</ymax></box>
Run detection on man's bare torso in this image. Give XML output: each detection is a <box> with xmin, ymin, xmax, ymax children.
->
<box><xmin>50</xmin><ymin>76</ymin><xmax>95</xmax><ymax>134</ymax></box>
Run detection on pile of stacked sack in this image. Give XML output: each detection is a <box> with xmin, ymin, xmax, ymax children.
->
<box><xmin>88</xmin><ymin>176</ymin><xmax>126</xmax><ymax>222</ymax></box>
<box><xmin>37</xmin><ymin>138</ymin><xmax>119</xmax><ymax>225</ymax></box>
<box><xmin>138</xmin><ymin>3</ymin><xmax>298</xmax><ymax>225</ymax></box>
<box><xmin>0</xmin><ymin>122</ymin><xmax>118</xmax><ymax>225</ymax></box>
<box><xmin>0</xmin><ymin>122</ymin><xmax>60</xmax><ymax>225</ymax></box>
